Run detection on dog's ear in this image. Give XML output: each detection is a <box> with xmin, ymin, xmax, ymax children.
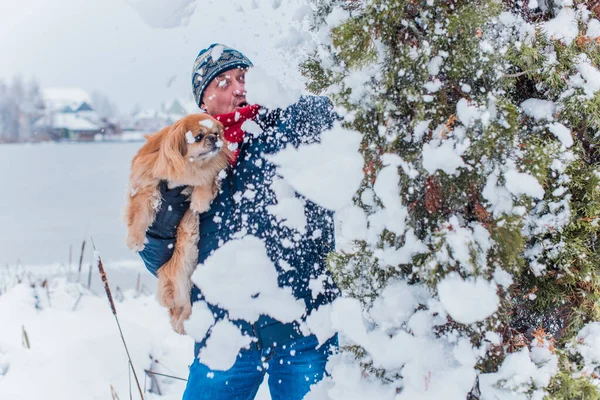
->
<box><xmin>215</xmin><ymin>119</ymin><xmax>225</xmax><ymax>136</ymax></box>
<box><xmin>153</xmin><ymin>123</ymin><xmax>187</xmax><ymax>180</ymax></box>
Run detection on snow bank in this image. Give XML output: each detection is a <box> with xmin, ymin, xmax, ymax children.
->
<box><xmin>0</xmin><ymin>279</ymin><xmax>191</xmax><ymax>399</ymax></box>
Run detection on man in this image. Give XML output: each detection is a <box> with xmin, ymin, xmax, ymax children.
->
<box><xmin>139</xmin><ymin>43</ymin><xmax>339</xmax><ymax>400</ymax></box>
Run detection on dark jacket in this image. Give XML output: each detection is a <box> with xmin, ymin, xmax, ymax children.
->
<box><xmin>139</xmin><ymin>96</ymin><xmax>339</xmax><ymax>354</ymax></box>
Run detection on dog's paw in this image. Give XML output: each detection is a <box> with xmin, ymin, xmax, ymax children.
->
<box><xmin>125</xmin><ymin>233</ymin><xmax>146</xmax><ymax>251</ymax></box>
<box><xmin>190</xmin><ymin>196</ymin><xmax>212</xmax><ymax>214</ymax></box>
<box><xmin>157</xmin><ymin>270</ymin><xmax>193</xmax><ymax>334</ymax></box>
<box><xmin>170</xmin><ymin>302</ymin><xmax>192</xmax><ymax>335</ymax></box>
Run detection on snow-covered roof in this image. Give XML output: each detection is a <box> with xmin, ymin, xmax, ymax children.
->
<box><xmin>43</xmin><ymin>87</ymin><xmax>93</xmax><ymax>112</ymax></box>
<box><xmin>48</xmin><ymin>113</ymin><xmax>101</xmax><ymax>131</ymax></box>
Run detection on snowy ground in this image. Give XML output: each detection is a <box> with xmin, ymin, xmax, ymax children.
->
<box><xmin>0</xmin><ymin>261</ymin><xmax>273</xmax><ymax>399</ymax></box>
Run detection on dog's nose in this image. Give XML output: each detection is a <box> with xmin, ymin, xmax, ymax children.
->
<box><xmin>205</xmin><ymin>134</ymin><xmax>217</xmax><ymax>146</ymax></box>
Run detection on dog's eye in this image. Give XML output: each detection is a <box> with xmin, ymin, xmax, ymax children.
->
<box><xmin>194</xmin><ymin>133</ymin><xmax>203</xmax><ymax>142</ymax></box>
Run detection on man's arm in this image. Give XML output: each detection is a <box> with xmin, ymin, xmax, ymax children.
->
<box><xmin>256</xmin><ymin>95</ymin><xmax>338</xmax><ymax>153</ymax></box>
<box><xmin>288</xmin><ymin>95</ymin><xmax>337</xmax><ymax>145</ymax></box>
<box><xmin>138</xmin><ymin>181</ymin><xmax>190</xmax><ymax>277</ymax></box>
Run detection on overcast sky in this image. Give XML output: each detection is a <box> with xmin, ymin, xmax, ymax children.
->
<box><xmin>0</xmin><ymin>0</ymin><xmax>309</xmax><ymax>114</ymax></box>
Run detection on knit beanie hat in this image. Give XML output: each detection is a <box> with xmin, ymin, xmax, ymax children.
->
<box><xmin>191</xmin><ymin>43</ymin><xmax>253</xmax><ymax>108</ymax></box>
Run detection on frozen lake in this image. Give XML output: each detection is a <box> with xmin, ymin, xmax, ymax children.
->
<box><xmin>0</xmin><ymin>141</ymin><xmax>145</xmax><ymax>267</ymax></box>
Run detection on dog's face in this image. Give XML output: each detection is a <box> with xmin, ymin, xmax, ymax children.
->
<box><xmin>152</xmin><ymin>114</ymin><xmax>230</xmax><ymax>181</ymax></box>
<box><xmin>182</xmin><ymin>115</ymin><xmax>224</xmax><ymax>162</ymax></box>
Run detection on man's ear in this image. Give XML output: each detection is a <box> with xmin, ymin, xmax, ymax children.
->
<box><xmin>153</xmin><ymin>123</ymin><xmax>187</xmax><ymax>180</ymax></box>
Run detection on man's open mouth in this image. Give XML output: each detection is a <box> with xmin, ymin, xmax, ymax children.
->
<box><xmin>235</xmin><ymin>101</ymin><xmax>249</xmax><ymax>109</ymax></box>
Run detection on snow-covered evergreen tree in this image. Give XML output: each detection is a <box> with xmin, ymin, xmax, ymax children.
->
<box><xmin>301</xmin><ymin>0</ymin><xmax>600</xmax><ymax>398</ymax></box>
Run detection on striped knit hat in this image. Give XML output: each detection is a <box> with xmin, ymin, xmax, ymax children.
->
<box><xmin>191</xmin><ymin>43</ymin><xmax>253</xmax><ymax>108</ymax></box>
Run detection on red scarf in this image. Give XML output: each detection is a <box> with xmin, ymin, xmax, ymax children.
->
<box><xmin>214</xmin><ymin>104</ymin><xmax>261</xmax><ymax>165</ymax></box>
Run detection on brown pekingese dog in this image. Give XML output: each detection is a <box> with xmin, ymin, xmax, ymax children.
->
<box><xmin>125</xmin><ymin>113</ymin><xmax>233</xmax><ymax>334</ymax></box>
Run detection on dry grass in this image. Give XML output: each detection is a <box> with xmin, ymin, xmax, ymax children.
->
<box><xmin>93</xmin><ymin>239</ymin><xmax>144</xmax><ymax>400</ymax></box>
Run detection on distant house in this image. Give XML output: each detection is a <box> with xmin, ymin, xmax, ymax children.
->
<box><xmin>131</xmin><ymin>109</ymin><xmax>172</xmax><ymax>132</ymax></box>
<box><xmin>43</xmin><ymin>88</ymin><xmax>93</xmax><ymax>113</ymax></box>
<box><xmin>120</xmin><ymin>97</ymin><xmax>201</xmax><ymax>142</ymax></box>
<box><xmin>125</xmin><ymin>98</ymin><xmax>199</xmax><ymax>135</ymax></box>
<box><xmin>75</xmin><ymin>102</ymin><xmax>94</xmax><ymax>112</ymax></box>
<box><xmin>36</xmin><ymin>87</ymin><xmax>117</xmax><ymax>141</ymax></box>
<box><xmin>36</xmin><ymin>113</ymin><xmax>103</xmax><ymax>141</ymax></box>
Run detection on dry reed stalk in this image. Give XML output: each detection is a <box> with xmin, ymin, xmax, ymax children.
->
<box><xmin>146</xmin><ymin>361</ymin><xmax>162</xmax><ymax>395</ymax></box>
<box><xmin>92</xmin><ymin>239</ymin><xmax>144</xmax><ymax>400</ymax></box>
<box><xmin>87</xmin><ymin>263</ymin><xmax>93</xmax><ymax>289</ymax></box>
<box><xmin>21</xmin><ymin>325</ymin><xmax>30</xmax><ymax>349</ymax></box>
<box><xmin>77</xmin><ymin>239</ymin><xmax>86</xmax><ymax>283</ymax></box>
<box><xmin>143</xmin><ymin>370</ymin><xmax>187</xmax><ymax>382</ymax></box>
<box><xmin>129</xmin><ymin>363</ymin><xmax>133</xmax><ymax>400</ymax></box>
<box><xmin>42</xmin><ymin>279</ymin><xmax>51</xmax><ymax>307</ymax></box>
<box><xmin>151</xmin><ymin>356</ymin><xmax>180</xmax><ymax>378</ymax></box>
<box><xmin>72</xmin><ymin>292</ymin><xmax>83</xmax><ymax>311</ymax></box>
<box><xmin>110</xmin><ymin>384</ymin><xmax>121</xmax><ymax>400</ymax></box>
<box><xmin>115</xmin><ymin>287</ymin><xmax>125</xmax><ymax>302</ymax></box>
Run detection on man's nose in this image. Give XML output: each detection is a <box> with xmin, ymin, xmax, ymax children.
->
<box><xmin>232</xmin><ymin>79</ymin><xmax>246</xmax><ymax>96</ymax></box>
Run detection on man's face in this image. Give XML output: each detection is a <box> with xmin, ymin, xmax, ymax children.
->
<box><xmin>200</xmin><ymin>67</ymin><xmax>248</xmax><ymax>116</ymax></box>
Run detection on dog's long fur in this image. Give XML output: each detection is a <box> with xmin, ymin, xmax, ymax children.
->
<box><xmin>125</xmin><ymin>114</ymin><xmax>232</xmax><ymax>333</ymax></box>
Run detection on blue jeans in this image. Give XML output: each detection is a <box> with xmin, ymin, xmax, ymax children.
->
<box><xmin>182</xmin><ymin>334</ymin><xmax>337</xmax><ymax>400</ymax></box>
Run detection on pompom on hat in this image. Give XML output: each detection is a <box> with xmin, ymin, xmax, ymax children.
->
<box><xmin>191</xmin><ymin>43</ymin><xmax>253</xmax><ymax>108</ymax></box>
